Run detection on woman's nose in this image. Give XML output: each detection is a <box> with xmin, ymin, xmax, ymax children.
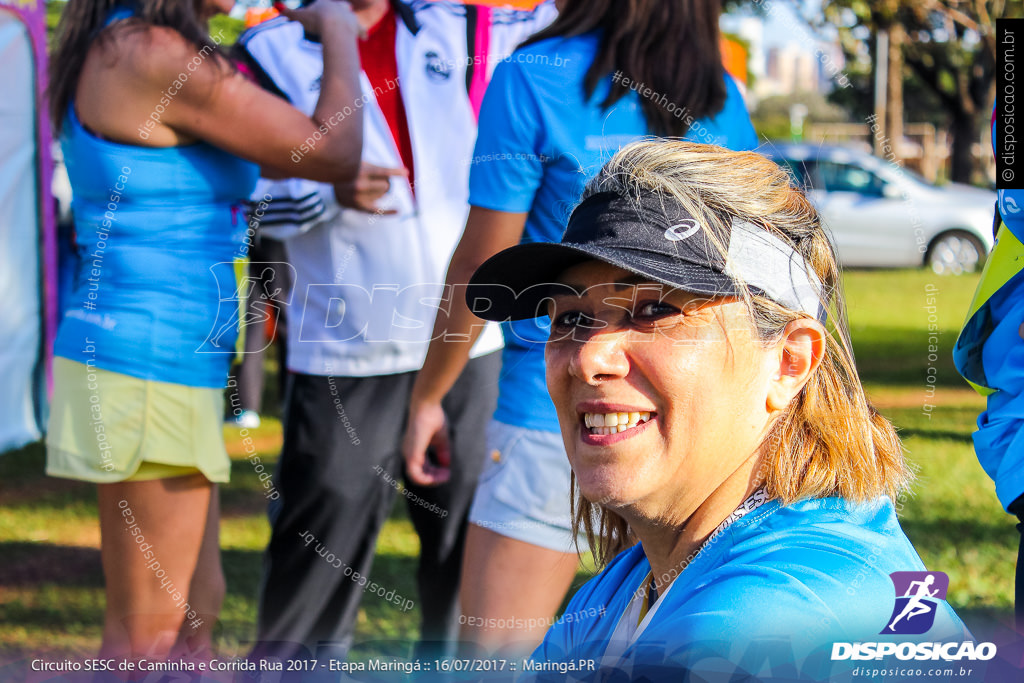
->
<box><xmin>568</xmin><ymin>328</ymin><xmax>630</xmax><ymax>385</ymax></box>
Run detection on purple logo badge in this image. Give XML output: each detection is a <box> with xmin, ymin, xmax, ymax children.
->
<box><xmin>881</xmin><ymin>571</ymin><xmax>949</xmax><ymax>635</ymax></box>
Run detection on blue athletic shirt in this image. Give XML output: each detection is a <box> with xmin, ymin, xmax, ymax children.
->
<box><xmin>468</xmin><ymin>32</ymin><xmax>759</xmax><ymax>432</ymax></box>
<box><xmin>954</xmin><ymin>116</ymin><xmax>1024</xmax><ymax>511</ymax></box>
<box><xmin>528</xmin><ymin>497</ymin><xmax>970</xmax><ymax>682</ymax></box>
<box><xmin>969</xmin><ymin>259</ymin><xmax>1024</xmax><ymax>510</ymax></box>
<box><xmin>56</xmin><ymin>105</ymin><xmax>259</xmax><ymax>387</ymax></box>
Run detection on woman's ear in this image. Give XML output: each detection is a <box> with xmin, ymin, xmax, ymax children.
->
<box><xmin>766</xmin><ymin>319</ymin><xmax>827</xmax><ymax>411</ymax></box>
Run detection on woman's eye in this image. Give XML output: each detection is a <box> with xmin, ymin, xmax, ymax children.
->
<box><xmin>552</xmin><ymin>311</ymin><xmax>606</xmax><ymax>335</ymax></box>
<box><xmin>552</xmin><ymin>310</ymin><xmax>594</xmax><ymax>331</ymax></box>
<box><xmin>634</xmin><ymin>301</ymin><xmax>679</xmax><ymax>320</ymax></box>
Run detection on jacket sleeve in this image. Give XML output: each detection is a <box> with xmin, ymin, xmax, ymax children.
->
<box><xmin>235</xmin><ymin>19</ymin><xmax>341</xmax><ymax>240</ymax></box>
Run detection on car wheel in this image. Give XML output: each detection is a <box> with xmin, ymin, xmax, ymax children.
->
<box><xmin>926</xmin><ymin>231</ymin><xmax>985</xmax><ymax>275</ymax></box>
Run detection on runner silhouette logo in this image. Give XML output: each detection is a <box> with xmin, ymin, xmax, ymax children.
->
<box><xmin>881</xmin><ymin>571</ymin><xmax>949</xmax><ymax>635</ymax></box>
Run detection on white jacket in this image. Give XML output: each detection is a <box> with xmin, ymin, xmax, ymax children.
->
<box><xmin>239</xmin><ymin>0</ymin><xmax>557</xmax><ymax>377</ymax></box>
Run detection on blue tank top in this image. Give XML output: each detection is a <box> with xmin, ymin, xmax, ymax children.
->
<box><xmin>56</xmin><ymin>102</ymin><xmax>260</xmax><ymax>387</ymax></box>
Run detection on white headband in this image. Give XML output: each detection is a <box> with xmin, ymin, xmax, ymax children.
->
<box><xmin>724</xmin><ymin>221</ymin><xmax>827</xmax><ymax>321</ymax></box>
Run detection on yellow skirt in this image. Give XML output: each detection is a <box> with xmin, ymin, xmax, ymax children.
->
<box><xmin>46</xmin><ymin>358</ymin><xmax>231</xmax><ymax>483</ymax></box>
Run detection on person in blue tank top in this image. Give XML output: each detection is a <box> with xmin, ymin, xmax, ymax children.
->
<box><xmin>401</xmin><ymin>0</ymin><xmax>757</xmax><ymax>654</ymax></box>
<box><xmin>46</xmin><ymin>0</ymin><xmax>363</xmax><ymax>663</ymax></box>
<box><xmin>465</xmin><ymin>140</ymin><xmax>971</xmax><ymax>681</ymax></box>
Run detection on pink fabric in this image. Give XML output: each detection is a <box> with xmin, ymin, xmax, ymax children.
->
<box><xmin>468</xmin><ymin>5</ymin><xmax>492</xmax><ymax>122</ymax></box>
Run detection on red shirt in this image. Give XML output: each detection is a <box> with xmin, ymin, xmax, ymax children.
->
<box><xmin>358</xmin><ymin>5</ymin><xmax>414</xmax><ymax>188</ymax></box>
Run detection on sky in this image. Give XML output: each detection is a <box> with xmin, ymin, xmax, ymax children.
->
<box><xmin>725</xmin><ymin>0</ymin><xmax>833</xmax><ymax>50</ymax></box>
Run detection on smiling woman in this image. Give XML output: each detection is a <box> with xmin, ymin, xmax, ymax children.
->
<box><xmin>466</xmin><ymin>140</ymin><xmax>971</xmax><ymax>680</ymax></box>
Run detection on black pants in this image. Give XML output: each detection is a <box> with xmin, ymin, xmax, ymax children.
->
<box><xmin>1011</xmin><ymin>495</ymin><xmax>1024</xmax><ymax>630</ymax></box>
<box><xmin>254</xmin><ymin>353</ymin><xmax>500</xmax><ymax>661</ymax></box>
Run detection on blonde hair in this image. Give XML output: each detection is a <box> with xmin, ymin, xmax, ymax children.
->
<box><xmin>571</xmin><ymin>140</ymin><xmax>912</xmax><ymax>567</ymax></box>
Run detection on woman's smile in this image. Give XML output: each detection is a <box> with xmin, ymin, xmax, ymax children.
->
<box><xmin>578</xmin><ymin>401</ymin><xmax>657</xmax><ymax>444</ymax></box>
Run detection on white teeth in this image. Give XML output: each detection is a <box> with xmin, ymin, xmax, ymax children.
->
<box><xmin>583</xmin><ymin>411</ymin><xmax>653</xmax><ymax>435</ymax></box>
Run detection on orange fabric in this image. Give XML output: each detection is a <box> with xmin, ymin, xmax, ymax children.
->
<box><xmin>245</xmin><ymin>7</ymin><xmax>279</xmax><ymax>28</ymax></box>
<box><xmin>471</xmin><ymin>0</ymin><xmax>538</xmax><ymax>6</ymax></box>
<box><xmin>720</xmin><ymin>37</ymin><xmax>748</xmax><ymax>85</ymax></box>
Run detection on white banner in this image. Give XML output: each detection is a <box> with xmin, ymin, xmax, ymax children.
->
<box><xmin>0</xmin><ymin>8</ymin><xmax>43</xmax><ymax>451</ymax></box>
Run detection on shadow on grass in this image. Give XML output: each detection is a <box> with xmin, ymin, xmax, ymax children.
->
<box><xmin>223</xmin><ymin>453</ymin><xmax>281</xmax><ymax>519</ymax></box>
<box><xmin>0</xmin><ymin>543</ymin><xmax>270</xmax><ymax>596</ymax></box>
<box><xmin>897</xmin><ymin>427</ymin><xmax>975</xmax><ymax>443</ymax></box>
<box><xmin>851</xmin><ymin>326</ymin><xmax>966</xmax><ymax>388</ymax></box>
<box><xmin>0</xmin><ymin>442</ymin><xmax>80</xmax><ymax>504</ymax></box>
<box><xmin>0</xmin><ymin>439</ymin><xmax>285</xmax><ymax>516</ymax></box>
<box><xmin>222</xmin><ymin>548</ymin><xmax>266</xmax><ymax>601</ymax></box>
<box><xmin>901</xmin><ymin>516</ymin><xmax>1015</xmax><ymax>552</ymax></box>
<box><xmin>220</xmin><ymin>544</ymin><xmax>424</xmax><ymax>658</ymax></box>
<box><xmin>0</xmin><ymin>542</ymin><xmax>103</xmax><ymax>588</ymax></box>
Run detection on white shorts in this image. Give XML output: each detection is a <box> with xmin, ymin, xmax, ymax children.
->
<box><xmin>468</xmin><ymin>419</ymin><xmax>584</xmax><ymax>553</ymax></box>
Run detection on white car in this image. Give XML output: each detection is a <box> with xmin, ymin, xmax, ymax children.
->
<box><xmin>759</xmin><ymin>143</ymin><xmax>996</xmax><ymax>274</ymax></box>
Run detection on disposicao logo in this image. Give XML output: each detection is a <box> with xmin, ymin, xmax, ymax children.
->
<box><xmin>831</xmin><ymin>570</ymin><xmax>996</xmax><ymax>663</ymax></box>
<box><xmin>882</xmin><ymin>571</ymin><xmax>948</xmax><ymax>635</ymax></box>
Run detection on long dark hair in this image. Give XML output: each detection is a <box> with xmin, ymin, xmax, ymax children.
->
<box><xmin>522</xmin><ymin>0</ymin><xmax>727</xmax><ymax>138</ymax></box>
<box><xmin>49</xmin><ymin>0</ymin><xmax>221</xmax><ymax>132</ymax></box>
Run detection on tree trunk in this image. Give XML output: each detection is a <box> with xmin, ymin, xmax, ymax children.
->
<box><xmin>885</xmin><ymin>23</ymin><xmax>904</xmax><ymax>161</ymax></box>
<box><xmin>948</xmin><ymin>109</ymin><xmax>975</xmax><ymax>183</ymax></box>
<box><xmin>873</xmin><ymin>30</ymin><xmax>888</xmax><ymax>157</ymax></box>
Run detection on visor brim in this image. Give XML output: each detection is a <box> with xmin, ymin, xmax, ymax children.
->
<box><xmin>466</xmin><ymin>242</ymin><xmax>743</xmax><ymax>322</ymax></box>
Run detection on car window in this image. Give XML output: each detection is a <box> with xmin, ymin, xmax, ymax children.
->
<box><xmin>777</xmin><ymin>158</ymin><xmax>814</xmax><ymax>190</ymax></box>
<box><xmin>817</xmin><ymin>161</ymin><xmax>886</xmax><ymax>196</ymax></box>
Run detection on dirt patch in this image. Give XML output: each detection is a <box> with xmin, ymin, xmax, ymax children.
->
<box><xmin>867</xmin><ymin>387</ymin><xmax>985</xmax><ymax>410</ymax></box>
<box><xmin>225</xmin><ymin>434</ymin><xmax>283</xmax><ymax>457</ymax></box>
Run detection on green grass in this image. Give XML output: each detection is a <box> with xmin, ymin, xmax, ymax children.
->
<box><xmin>839</xmin><ymin>271</ymin><xmax>1016</xmax><ymax>610</ymax></box>
<box><xmin>0</xmin><ymin>269</ymin><xmax>1018</xmax><ymax>674</ymax></box>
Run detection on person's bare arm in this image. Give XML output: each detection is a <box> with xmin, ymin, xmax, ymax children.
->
<box><xmin>137</xmin><ymin>1</ymin><xmax>363</xmax><ymax>182</ymax></box>
<box><xmin>402</xmin><ymin>207</ymin><xmax>528</xmax><ymax>485</ymax></box>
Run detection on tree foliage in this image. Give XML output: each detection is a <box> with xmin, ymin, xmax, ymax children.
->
<box><xmin>818</xmin><ymin>0</ymin><xmax>1021</xmax><ymax>182</ymax></box>
<box><xmin>752</xmin><ymin>91</ymin><xmax>850</xmax><ymax>141</ymax></box>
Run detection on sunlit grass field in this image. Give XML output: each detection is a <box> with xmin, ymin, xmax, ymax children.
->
<box><xmin>0</xmin><ymin>269</ymin><xmax>1017</xmax><ymax>677</ymax></box>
